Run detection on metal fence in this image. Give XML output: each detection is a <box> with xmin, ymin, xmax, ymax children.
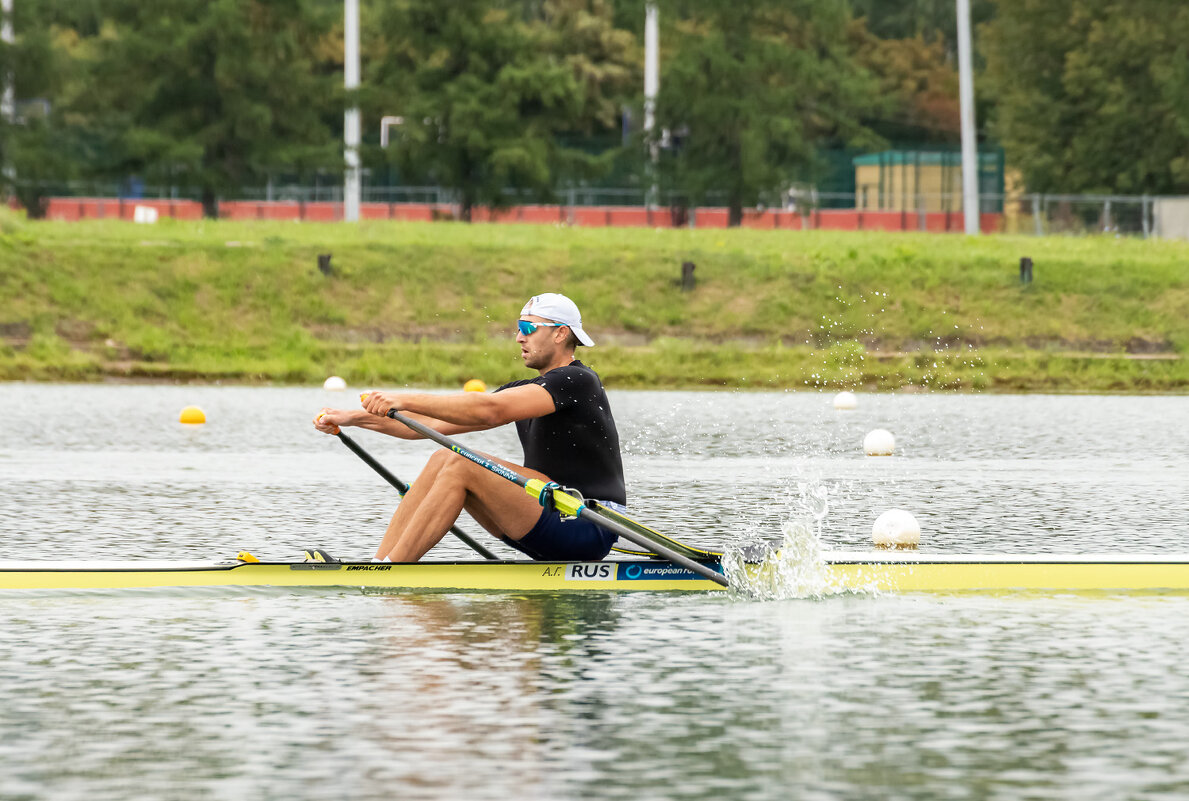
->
<box><xmin>774</xmin><ymin>190</ymin><xmax>1178</xmax><ymax>238</ymax></box>
<box><xmin>1006</xmin><ymin>194</ymin><xmax>1155</xmax><ymax>237</ymax></box>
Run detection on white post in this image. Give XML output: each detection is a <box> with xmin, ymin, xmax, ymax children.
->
<box><xmin>644</xmin><ymin>3</ymin><xmax>658</xmax><ymax>209</ymax></box>
<box><xmin>343</xmin><ymin>0</ymin><xmax>361</xmax><ymax>222</ymax></box>
<box><xmin>1</xmin><ymin>0</ymin><xmax>14</xmax><ymax>191</ymax></box>
<box><xmin>379</xmin><ymin>115</ymin><xmax>403</xmax><ymax>148</ymax></box>
<box><xmin>1</xmin><ymin>0</ymin><xmax>14</xmax><ymax>124</ymax></box>
<box><xmin>956</xmin><ymin>0</ymin><xmax>979</xmax><ymax>235</ymax></box>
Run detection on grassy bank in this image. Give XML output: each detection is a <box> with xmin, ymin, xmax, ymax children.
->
<box><xmin>2</xmin><ymin>210</ymin><xmax>1187</xmax><ymax>392</ymax></box>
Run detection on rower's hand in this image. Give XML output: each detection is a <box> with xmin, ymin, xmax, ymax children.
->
<box><xmin>361</xmin><ymin>390</ymin><xmax>401</xmax><ymax>417</ymax></box>
<box><xmin>313</xmin><ymin>408</ymin><xmax>345</xmax><ymax>435</ymax></box>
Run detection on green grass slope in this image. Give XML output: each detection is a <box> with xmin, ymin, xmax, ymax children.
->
<box><xmin>2</xmin><ymin>212</ymin><xmax>1187</xmax><ymax>392</ymax></box>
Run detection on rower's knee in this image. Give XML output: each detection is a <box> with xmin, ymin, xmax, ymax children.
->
<box><xmin>422</xmin><ymin>448</ymin><xmax>459</xmax><ymax>476</ymax></box>
<box><xmin>437</xmin><ymin>450</ymin><xmax>478</xmax><ymax>484</ymax></box>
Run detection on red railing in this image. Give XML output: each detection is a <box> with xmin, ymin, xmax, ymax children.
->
<box><xmin>40</xmin><ymin>197</ymin><xmax>1003</xmax><ymax>234</ymax></box>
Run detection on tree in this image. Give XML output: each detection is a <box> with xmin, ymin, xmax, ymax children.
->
<box><xmin>653</xmin><ymin>0</ymin><xmax>878</xmax><ymax>226</ymax></box>
<box><xmin>541</xmin><ymin>0</ymin><xmax>638</xmax><ymax>134</ymax></box>
<box><xmin>848</xmin><ymin>0</ymin><xmax>995</xmax><ymax>61</ymax></box>
<box><xmin>0</xmin><ymin>4</ymin><xmax>83</xmax><ymax>217</ymax></box>
<box><xmin>984</xmin><ymin>0</ymin><xmax>1189</xmax><ymax>194</ymax></box>
<box><xmin>366</xmin><ymin>0</ymin><xmax>636</xmax><ymax>221</ymax></box>
<box><xmin>848</xmin><ymin>20</ymin><xmax>960</xmax><ymax>144</ymax></box>
<box><xmin>81</xmin><ymin>0</ymin><xmax>340</xmax><ymax>217</ymax></box>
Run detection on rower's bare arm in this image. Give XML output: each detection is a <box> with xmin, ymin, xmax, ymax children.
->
<box><xmin>370</xmin><ymin>409</ymin><xmax>484</xmax><ymax>438</ymax></box>
<box><xmin>364</xmin><ymin>385</ymin><xmax>555</xmax><ymax>429</ymax></box>
<box><xmin>315</xmin><ymin>407</ymin><xmax>480</xmax><ymax>439</ymax></box>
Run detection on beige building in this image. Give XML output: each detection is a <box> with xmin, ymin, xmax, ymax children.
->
<box><xmin>853</xmin><ymin>150</ymin><xmax>1004</xmax><ymax>212</ymax></box>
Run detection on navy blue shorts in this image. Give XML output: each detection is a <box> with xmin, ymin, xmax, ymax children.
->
<box><xmin>503</xmin><ymin>507</ymin><xmax>618</xmax><ymax>561</ymax></box>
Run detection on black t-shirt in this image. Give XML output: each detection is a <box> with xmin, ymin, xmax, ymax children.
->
<box><xmin>496</xmin><ymin>361</ymin><xmax>627</xmax><ymax>506</ymax></box>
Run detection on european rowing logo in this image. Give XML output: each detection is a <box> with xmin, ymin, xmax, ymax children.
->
<box><xmin>616</xmin><ymin>563</ymin><xmax>709</xmax><ymax>581</ymax></box>
<box><xmin>564</xmin><ymin>563</ymin><xmax>614</xmax><ymax>581</ymax></box>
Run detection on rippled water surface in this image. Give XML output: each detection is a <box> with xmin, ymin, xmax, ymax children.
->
<box><xmin>2</xmin><ymin>384</ymin><xmax>1188</xmax><ymax>799</ymax></box>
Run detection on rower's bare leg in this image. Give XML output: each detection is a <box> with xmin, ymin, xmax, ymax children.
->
<box><xmin>380</xmin><ymin>451</ymin><xmax>547</xmax><ymax>562</ymax></box>
<box><xmin>372</xmin><ymin>451</ymin><xmax>450</xmax><ymax>559</ymax></box>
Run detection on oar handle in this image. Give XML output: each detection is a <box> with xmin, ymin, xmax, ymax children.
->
<box><xmin>384</xmin><ymin>409</ymin><xmax>729</xmax><ymax>587</ymax></box>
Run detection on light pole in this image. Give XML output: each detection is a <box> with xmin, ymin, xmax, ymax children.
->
<box><xmin>2</xmin><ymin>0</ymin><xmax>14</xmax><ymax>124</ymax></box>
<box><xmin>956</xmin><ymin>0</ymin><xmax>979</xmax><ymax>235</ymax></box>
<box><xmin>343</xmin><ymin>0</ymin><xmax>361</xmax><ymax>222</ymax></box>
<box><xmin>1</xmin><ymin>0</ymin><xmax>14</xmax><ymax>190</ymax></box>
<box><xmin>644</xmin><ymin>3</ymin><xmax>658</xmax><ymax>209</ymax></box>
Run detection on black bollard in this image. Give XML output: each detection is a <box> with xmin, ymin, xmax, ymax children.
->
<box><xmin>318</xmin><ymin>253</ymin><xmax>333</xmax><ymax>276</ymax></box>
<box><xmin>681</xmin><ymin>261</ymin><xmax>696</xmax><ymax>291</ymax></box>
<box><xmin>1019</xmin><ymin>257</ymin><xmax>1033</xmax><ymax>285</ymax></box>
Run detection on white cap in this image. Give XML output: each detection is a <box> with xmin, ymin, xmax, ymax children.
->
<box><xmin>520</xmin><ymin>293</ymin><xmax>595</xmax><ymax>346</ymax></box>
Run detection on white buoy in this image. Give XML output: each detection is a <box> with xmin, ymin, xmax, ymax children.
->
<box><xmin>833</xmin><ymin>391</ymin><xmax>857</xmax><ymax>410</ymax></box>
<box><xmin>872</xmin><ymin>509</ymin><xmax>920</xmax><ymax>548</ymax></box>
<box><xmin>863</xmin><ymin>429</ymin><xmax>895</xmax><ymax>456</ymax></box>
<box><xmin>323</xmin><ymin>376</ymin><xmax>347</xmax><ymax>391</ymax></box>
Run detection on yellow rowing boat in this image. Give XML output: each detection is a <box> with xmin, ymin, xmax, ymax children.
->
<box><xmin>2</xmin><ymin>552</ymin><xmax>1189</xmax><ymax>592</ymax></box>
<box><xmin>819</xmin><ymin>551</ymin><xmax>1189</xmax><ymax>593</ymax></box>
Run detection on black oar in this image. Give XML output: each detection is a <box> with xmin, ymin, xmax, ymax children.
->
<box><xmin>333</xmin><ymin>429</ymin><xmax>499</xmax><ymax>561</ymax></box>
<box><xmin>379</xmin><ymin>409</ymin><xmax>729</xmax><ymax>587</ymax></box>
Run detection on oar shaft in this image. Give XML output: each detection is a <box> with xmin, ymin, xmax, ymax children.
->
<box><xmin>335</xmin><ymin>430</ymin><xmax>499</xmax><ymax>561</ymax></box>
<box><xmin>336</xmin><ymin>431</ymin><xmax>410</xmax><ymax>493</ymax></box>
<box><xmin>385</xmin><ymin>410</ymin><xmax>729</xmax><ymax>587</ymax></box>
<box><xmin>573</xmin><ymin>507</ymin><xmax>726</xmax><ymax>585</ymax></box>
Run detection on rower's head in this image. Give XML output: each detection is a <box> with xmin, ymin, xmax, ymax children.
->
<box><xmin>516</xmin><ymin>293</ymin><xmax>594</xmax><ymax>371</ymax></box>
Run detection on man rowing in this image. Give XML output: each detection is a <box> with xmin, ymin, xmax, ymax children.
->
<box><xmin>314</xmin><ymin>293</ymin><xmax>626</xmax><ymax>562</ymax></box>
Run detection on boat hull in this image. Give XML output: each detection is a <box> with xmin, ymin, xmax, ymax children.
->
<box><xmin>822</xmin><ymin>553</ymin><xmax>1189</xmax><ymax>593</ymax></box>
<box><xmin>4</xmin><ymin>553</ymin><xmax>1189</xmax><ymax>593</ymax></box>
<box><xmin>0</xmin><ymin>559</ymin><xmax>724</xmax><ymax>592</ymax></box>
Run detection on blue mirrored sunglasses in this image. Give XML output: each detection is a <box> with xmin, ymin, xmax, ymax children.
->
<box><xmin>517</xmin><ymin>319</ymin><xmax>565</xmax><ymax>336</ymax></box>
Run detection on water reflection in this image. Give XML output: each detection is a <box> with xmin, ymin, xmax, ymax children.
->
<box><xmin>4</xmin><ymin>588</ymin><xmax>1189</xmax><ymax>799</ymax></box>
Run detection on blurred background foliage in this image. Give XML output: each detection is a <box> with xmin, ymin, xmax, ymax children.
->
<box><xmin>2</xmin><ymin>1</ymin><xmax>1187</xmax><ymax>221</ymax></box>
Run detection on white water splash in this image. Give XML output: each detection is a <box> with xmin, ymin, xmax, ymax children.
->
<box><xmin>722</xmin><ymin>481</ymin><xmax>870</xmax><ymax>600</ymax></box>
<box><xmin>723</xmin><ymin>518</ymin><xmax>829</xmax><ymax>600</ymax></box>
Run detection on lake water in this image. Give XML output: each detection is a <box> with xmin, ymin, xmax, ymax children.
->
<box><xmin>2</xmin><ymin>384</ymin><xmax>1188</xmax><ymax>799</ymax></box>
